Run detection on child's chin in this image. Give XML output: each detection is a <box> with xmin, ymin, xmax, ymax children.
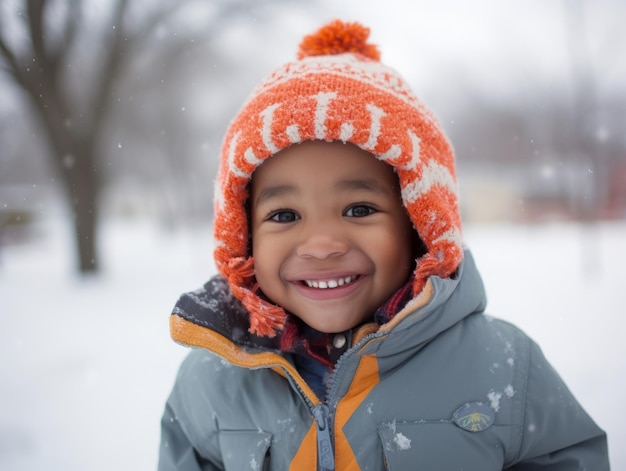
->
<box><xmin>292</xmin><ymin>309</ymin><xmax>368</xmax><ymax>334</ymax></box>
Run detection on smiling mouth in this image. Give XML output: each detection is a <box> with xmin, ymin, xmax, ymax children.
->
<box><xmin>303</xmin><ymin>275</ymin><xmax>359</xmax><ymax>289</ymax></box>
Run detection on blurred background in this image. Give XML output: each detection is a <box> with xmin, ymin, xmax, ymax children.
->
<box><xmin>1</xmin><ymin>0</ymin><xmax>624</xmax><ymax>469</ymax></box>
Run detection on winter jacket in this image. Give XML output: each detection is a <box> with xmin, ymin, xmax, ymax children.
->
<box><xmin>158</xmin><ymin>251</ymin><xmax>609</xmax><ymax>470</ymax></box>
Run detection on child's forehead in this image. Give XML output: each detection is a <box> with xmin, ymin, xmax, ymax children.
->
<box><xmin>250</xmin><ymin>140</ymin><xmax>396</xmax><ymax>183</ymax></box>
<box><xmin>255</xmin><ymin>140</ymin><xmax>379</xmax><ymax>169</ymax></box>
<box><xmin>248</xmin><ymin>141</ymin><xmax>403</xmax><ymax>210</ymax></box>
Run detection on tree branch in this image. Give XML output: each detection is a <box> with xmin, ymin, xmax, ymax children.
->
<box><xmin>26</xmin><ymin>0</ymin><xmax>50</xmax><ymax>69</ymax></box>
<box><xmin>88</xmin><ymin>0</ymin><xmax>129</xmax><ymax>134</ymax></box>
<box><xmin>0</xmin><ymin>33</ymin><xmax>21</xmax><ymax>78</ymax></box>
<box><xmin>49</xmin><ymin>0</ymin><xmax>81</xmax><ymax>67</ymax></box>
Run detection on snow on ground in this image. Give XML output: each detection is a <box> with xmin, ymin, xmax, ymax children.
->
<box><xmin>1</xmin><ymin>215</ymin><xmax>624</xmax><ymax>470</ymax></box>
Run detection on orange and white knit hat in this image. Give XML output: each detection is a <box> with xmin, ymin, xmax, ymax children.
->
<box><xmin>213</xmin><ymin>20</ymin><xmax>463</xmax><ymax>338</ymax></box>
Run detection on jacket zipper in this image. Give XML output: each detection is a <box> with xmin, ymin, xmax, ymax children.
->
<box><xmin>314</xmin><ymin>331</ymin><xmax>385</xmax><ymax>471</ymax></box>
<box><xmin>277</xmin><ymin>365</ymin><xmax>336</xmax><ymax>471</ymax></box>
<box><xmin>312</xmin><ymin>403</ymin><xmax>335</xmax><ymax>471</ymax></box>
<box><xmin>259</xmin><ymin>332</ymin><xmax>384</xmax><ymax>470</ymax></box>
<box><xmin>283</xmin><ymin>333</ymin><xmax>385</xmax><ymax>470</ymax></box>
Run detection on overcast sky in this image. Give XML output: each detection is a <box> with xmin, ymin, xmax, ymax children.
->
<box><xmin>238</xmin><ymin>0</ymin><xmax>626</xmax><ymax>105</ymax></box>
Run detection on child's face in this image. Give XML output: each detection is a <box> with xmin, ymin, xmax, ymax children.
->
<box><xmin>250</xmin><ymin>140</ymin><xmax>414</xmax><ymax>334</ymax></box>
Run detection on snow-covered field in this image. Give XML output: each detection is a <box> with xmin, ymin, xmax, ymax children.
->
<box><xmin>1</xmin><ymin>216</ymin><xmax>624</xmax><ymax>470</ymax></box>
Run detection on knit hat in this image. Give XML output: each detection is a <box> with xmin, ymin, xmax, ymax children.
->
<box><xmin>213</xmin><ymin>20</ymin><xmax>463</xmax><ymax>338</ymax></box>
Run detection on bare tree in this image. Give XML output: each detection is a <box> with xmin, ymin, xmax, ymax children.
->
<box><xmin>0</xmin><ymin>0</ymin><xmax>299</xmax><ymax>273</ymax></box>
<box><xmin>0</xmin><ymin>0</ymin><xmax>176</xmax><ymax>272</ymax></box>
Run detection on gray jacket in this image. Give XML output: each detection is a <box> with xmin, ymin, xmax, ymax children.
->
<box><xmin>159</xmin><ymin>251</ymin><xmax>609</xmax><ymax>470</ymax></box>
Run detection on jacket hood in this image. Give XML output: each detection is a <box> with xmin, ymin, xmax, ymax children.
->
<box><xmin>367</xmin><ymin>249</ymin><xmax>486</xmax><ymax>361</ymax></box>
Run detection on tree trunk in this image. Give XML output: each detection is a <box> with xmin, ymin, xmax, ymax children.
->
<box><xmin>56</xmin><ymin>136</ymin><xmax>101</xmax><ymax>274</ymax></box>
<box><xmin>67</xmin><ymin>153</ymin><xmax>100</xmax><ymax>274</ymax></box>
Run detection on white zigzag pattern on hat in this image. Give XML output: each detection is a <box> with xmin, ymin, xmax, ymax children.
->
<box><xmin>286</xmin><ymin>124</ymin><xmax>301</xmax><ymax>143</ymax></box>
<box><xmin>257</xmin><ymin>55</ymin><xmax>414</xmax><ymax>101</ymax></box>
<box><xmin>364</xmin><ymin>104</ymin><xmax>384</xmax><ymax>150</ymax></box>
<box><xmin>401</xmin><ymin>160</ymin><xmax>457</xmax><ymax>204</ymax></box>
<box><xmin>433</xmin><ymin>227</ymin><xmax>463</xmax><ymax>247</ymax></box>
<box><xmin>377</xmin><ymin>144</ymin><xmax>402</xmax><ymax>164</ymax></box>
<box><xmin>227</xmin><ymin>131</ymin><xmax>249</xmax><ymax>179</ymax></box>
<box><xmin>403</xmin><ymin>130</ymin><xmax>422</xmax><ymax>170</ymax></box>
<box><xmin>251</xmin><ymin>55</ymin><xmax>444</xmax><ymax>131</ymax></box>
<box><xmin>260</xmin><ymin>103</ymin><xmax>281</xmax><ymax>153</ymax></box>
<box><xmin>340</xmin><ymin>122</ymin><xmax>354</xmax><ymax>141</ymax></box>
<box><xmin>314</xmin><ymin>91</ymin><xmax>337</xmax><ymax>139</ymax></box>
<box><xmin>254</xmin><ymin>97</ymin><xmax>393</xmax><ymax>157</ymax></box>
<box><xmin>244</xmin><ymin>147</ymin><xmax>263</xmax><ymax>166</ymax></box>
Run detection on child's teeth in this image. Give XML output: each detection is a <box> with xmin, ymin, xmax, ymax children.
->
<box><xmin>305</xmin><ymin>276</ymin><xmax>354</xmax><ymax>289</ymax></box>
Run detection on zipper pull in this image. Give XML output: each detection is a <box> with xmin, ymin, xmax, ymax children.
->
<box><xmin>312</xmin><ymin>404</ymin><xmax>335</xmax><ymax>471</ymax></box>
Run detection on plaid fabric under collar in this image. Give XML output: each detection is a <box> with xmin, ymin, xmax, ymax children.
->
<box><xmin>373</xmin><ymin>275</ymin><xmax>415</xmax><ymax>325</ymax></box>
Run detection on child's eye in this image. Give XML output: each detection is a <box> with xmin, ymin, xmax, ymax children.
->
<box><xmin>345</xmin><ymin>205</ymin><xmax>376</xmax><ymax>217</ymax></box>
<box><xmin>267</xmin><ymin>210</ymin><xmax>300</xmax><ymax>223</ymax></box>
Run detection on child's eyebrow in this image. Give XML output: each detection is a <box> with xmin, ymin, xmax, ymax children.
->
<box><xmin>335</xmin><ymin>178</ymin><xmax>394</xmax><ymax>195</ymax></box>
<box><xmin>254</xmin><ymin>185</ymin><xmax>298</xmax><ymax>206</ymax></box>
<box><xmin>254</xmin><ymin>178</ymin><xmax>393</xmax><ymax>206</ymax></box>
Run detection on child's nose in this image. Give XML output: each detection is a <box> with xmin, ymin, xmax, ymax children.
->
<box><xmin>295</xmin><ymin>228</ymin><xmax>349</xmax><ymax>260</ymax></box>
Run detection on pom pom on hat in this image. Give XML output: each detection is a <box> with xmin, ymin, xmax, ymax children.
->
<box><xmin>297</xmin><ymin>20</ymin><xmax>381</xmax><ymax>61</ymax></box>
<box><xmin>213</xmin><ymin>20</ymin><xmax>463</xmax><ymax>338</ymax></box>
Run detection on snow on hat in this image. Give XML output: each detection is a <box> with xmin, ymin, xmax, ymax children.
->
<box><xmin>213</xmin><ymin>20</ymin><xmax>463</xmax><ymax>338</ymax></box>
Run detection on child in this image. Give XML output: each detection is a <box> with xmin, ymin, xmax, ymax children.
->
<box><xmin>158</xmin><ymin>20</ymin><xmax>609</xmax><ymax>470</ymax></box>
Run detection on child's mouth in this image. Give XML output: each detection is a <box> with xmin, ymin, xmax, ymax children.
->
<box><xmin>302</xmin><ymin>275</ymin><xmax>358</xmax><ymax>289</ymax></box>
